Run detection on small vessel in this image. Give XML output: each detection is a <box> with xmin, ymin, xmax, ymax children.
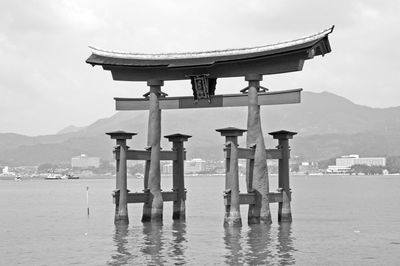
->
<box><xmin>67</xmin><ymin>174</ymin><xmax>79</xmax><ymax>179</ymax></box>
<box><xmin>135</xmin><ymin>173</ymin><xmax>144</xmax><ymax>179</ymax></box>
<box><xmin>45</xmin><ymin>173</ymin><xmax>62</xmax><ymax>180</ymax></box>
<box><xmin>14</xmin><ymin>176</ymin><xmax>22</xmax><ymax>182</ymax></box>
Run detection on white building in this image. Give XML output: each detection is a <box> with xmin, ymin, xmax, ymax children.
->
<box><xmin>184</xmin><ymin>158</ymin><xmax>206</xmax><ymax>174</ymax></box>
<box><xmin>71</xmin><ymin>154</ymin><xmax>100</xmax><ymax>168</ymax></box>
<box><xmin>2</xmin><ymin>166</ymin><xmax>9</xmax><ymax>174</ymax></box>
<box><xmin>0</xmin><ymin>166</ymin><xmax>16</xmax><ymax>176</ymax></box>
<box><xmin>336</xmin><ymin>154</ymin><xmax>386</xmax><ymax>167</ymax></box>
<box><xmin>162</xmin><ymin>163</ymin><xmax>173</xmax><ymax>175</ymax></box>
<box><xmin>327</xmin><ymin>165</ymin><xmax>351</xmax><ymax>174</ymax></box>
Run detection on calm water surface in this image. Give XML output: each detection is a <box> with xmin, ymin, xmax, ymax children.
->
<box><xmin>1</xmin><ymin>175</ymin><xmax>400</xmax><ymax>265</ymax></box>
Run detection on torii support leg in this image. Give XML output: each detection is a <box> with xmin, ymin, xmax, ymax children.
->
<box><xmin>165</xmin><ymin>134</ymin><xmax>192</xmax><ymax>221</ymax></box>
<box><xmin>216</xmin><ymin>127</ymin><xmax>246</xmax><ymax>227</ymax></box>
<box><xmin>142</xmin><ymin>80</ymin><xmax>164</xmax><ymax>223</ymax></box>
<box><xmin>225</xmin><ymin>141</ymin><xmax>241</xmax><ymax>226</ymax></box>
<box><xmin>116</xmin><ymin>143</ymin><xmax>129</xmax><ymax>223</ymax></box>
<box><xmin>106</xmin><ymin>131</ymin><xmax>137</xmax><ymax>225</ymax></box>
<box><xmin>245</xmin><ymin>74</ymin><xmax>272</xmax><ymax>225</ymax></box>
<box><xmin>269</xmin><ymin>130</ymin><xmax>297</xmax><ymax>222</ymax></box>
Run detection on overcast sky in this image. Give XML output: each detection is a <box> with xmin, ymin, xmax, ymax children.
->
<box><xmin>1</xmin><ymin>0</ymin><xmax>399</xmax><ymax>136</ymax></box>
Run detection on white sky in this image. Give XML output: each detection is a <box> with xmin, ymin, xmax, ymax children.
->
<box><xmin>1</xmin><ymin>0</ymin><xmax>399</xmax><ymax>136</ymax></box>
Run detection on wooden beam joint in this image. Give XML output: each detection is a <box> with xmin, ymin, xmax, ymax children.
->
<box><xmin>113</xmin><ymin>191</ymin><xmax>184</xmax><ymax>204</ymax></box>
<box><xmin>224</xmin><ymin>191</ymin><xmax>283</xmax><ymax>205</ymax></box>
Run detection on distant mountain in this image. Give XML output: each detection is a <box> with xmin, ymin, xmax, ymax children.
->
<box><xmin>1</xmin><ymin>91</ymin><xmax>400</xmax><ymax>165</ymax></box>
<box><xmin>57</xmin><ymin>125</ymin><xmax>85</xmax><ymax>135</ymax></box>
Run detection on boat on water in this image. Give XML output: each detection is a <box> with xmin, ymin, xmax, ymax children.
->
<box><xmin>45</xmin><ymin>173</ymin><xmax>79</xmax><ymax>180</ymax></box>
<box><xmin>67</xmin><ymin>174</ymin><xmax>79</xmax><ymax>179</ymax></box>
<box><xmin>14</xmin><ymin>176</ymin><xmax>22</xmax><ymax>182</ymax></box>
<box><xmin>135</xmin><ymin>173</ymin><xmax>144</xmax><ymax>179</ymax></box>
<box><xmin>45</xmin><ymin>173</ymin><xmax>62</xmax><ymax>180</ymax></box>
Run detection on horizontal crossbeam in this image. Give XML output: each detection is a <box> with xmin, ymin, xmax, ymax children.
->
<box><xmin>224</xmin><ymin>192</ymin><xmax>283</xmax><ymax>205</ymax></box>
<box><xmin>115</xmin><ymin>89</ymin><xmax>302</xmax><ymax>110</ymax></box>
<box><xmin>113</xmin><ymin>191</ymin><xmax>181</xmax><ymax>204</ymax></box>
<box><xmin>121</xmin><ymin>150</ymin><xmax>181</xmax><ymax>161</ymax></box>
<box><xmin>224</xmin><ymin>148</ymin><xmax>284</xmax><ymax>160</ymax></box>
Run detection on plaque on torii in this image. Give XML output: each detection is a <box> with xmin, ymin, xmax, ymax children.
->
<box><xmin>87</xmin><ymin>26</ymin><xmax>334</xmax><ymax>225</ymax></box>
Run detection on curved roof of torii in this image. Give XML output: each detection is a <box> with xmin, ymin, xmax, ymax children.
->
<box><xmin>86</xmin><ymin>26</ymin><xmax>334</xmax><ymax>81</ymax></box>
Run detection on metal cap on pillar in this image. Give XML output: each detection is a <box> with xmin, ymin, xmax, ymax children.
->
<box><xmin>147</xmin><ymin>80</ymin><xmax>164</xmax><ymax>87</ymax></box>
<box><xmin>216</xmin><ymin>127</ymin><xmax>247</xmax><ymax>137</ymax></box>
<box><xmin>245</xmin><ymin>74</ymin><xmax>263</xmax><ymax>82</ymax></box>
<box><xmin>269</xmin><ymin>130</ymin><xmax>297</xmax><ymax>140</ymax></box>
<box><xmin>216</xmin><ymin>127</ymin><xmax>247</xmax><ymax>145</ymax></box>
<box><xmin>164</xmin><ymin>133</ymin><xmax>192</xmax><ymax>143</ymax></box>
<box><xmin>106</xmin><ymin>130</ymin><xmax>137</xmax><ymax>140</ymax></box>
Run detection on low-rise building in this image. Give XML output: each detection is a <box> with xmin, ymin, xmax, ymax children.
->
<box><xmin>71</xmin><ymin>154</ymin><xmax>100</xmax><ymax>168</ymax></box>
<box><xmin>336</xmin><ymin>154</ymin><xmax>386</xmax><ymax>167</ymax></box>
<box><xmin>327</xmin><ymin>165</ymin><xmax>351</xmax><ymax>174</ymax></box>
<box><xmin>184</xmin><ymin>158</ymin><xmax>206</xmax><ymax>174</ymax></box>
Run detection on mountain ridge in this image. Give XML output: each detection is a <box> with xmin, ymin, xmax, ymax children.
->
<box><xmin>1</xmin><ymin>91</ymin><xmax>399</xmax><ymax>165</ymax></box>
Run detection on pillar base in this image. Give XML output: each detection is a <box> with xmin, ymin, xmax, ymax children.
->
<box><xmin>247</xmin><ymin>196</ymin><xmax>272</xmax><ymax>225</ymax></box>
<box><xmin>141</xmin><ymin>193</ymin><xmax>163</xmax><ymax>223</ymax></box>
<box><xmin>260</xmin><ymin>214</ymin><xmax>272</xmax><ymax>224</ymax></box>
<box><xmin>278</xmin><ymin>191</ymin><xmax>292</xmax><ymax>222</ymax></box>
<box><xmin>278</xmin><ymin>203</ymin><xmax>292</xmax><ymax>222</ymax></box>
<box><xmin>141</xmin><ymin>206</ymin><xmax>163</xmax><ymax>223</ymax></box>
<box><xmin>172</xmin><ymin>200</ymin><xmax>186</xmax><ymax>221</ymax></box>
<box><xmin>278</xmin><ymin>213</ymin><xmax>292</xmax><ymax>223</ymax></box>
<box><xmin>224</xmin><ymin>217</ymin><xmax>242</xmax><ymax>227</ymax></box>
<box><xmin>224</xmin><ymin>210</ymin><xmax>242</xmax><ymax>227</ymax></box>
<box><xmin>114</xmin><ymin>215</ymin><xmax>129</xmax><ymax>225</ymax></box>
<box><xmin>248</xmin><ymin>213</ymin><xmax>272</xmax><ymax>225</ymax></box>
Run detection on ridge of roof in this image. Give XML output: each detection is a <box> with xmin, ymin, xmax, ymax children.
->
<box><xmin>89</xmin><ymin>26</ymin><xmax>334</xmax><ymax>60</ymax></box>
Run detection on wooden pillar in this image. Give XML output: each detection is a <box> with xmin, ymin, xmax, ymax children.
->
<box><xmin>143</xmin><ymin>146</ymin><xmax>150</xmax><ymax>194</ymax></box>
<box><xmin>142</xmin><ymin>80</ymin><xmax>164</xmax><ymax>223</ymax></box>
<box><xmin>245</xmin><ymin>74</ymin><xmax>271</xmax><ymax>224</ymax></box>
<box><xmin>165</xmin><ymin>133</ymin><xmax>192</xmax><ymax>221</ymax></box>
<box><xmin>106</xmin><ymin>131</ymin><xmax>137</xmax><ymax>224</ymax></box>
<box><xmin>269</xmin><ymin>130</ymin><xmax>297</xmax><ymax>222</ymax></box>
<box><xmin>216</xmin><ymin>127</ymin><xmax>246</xmax><ymax>227</ymax></box>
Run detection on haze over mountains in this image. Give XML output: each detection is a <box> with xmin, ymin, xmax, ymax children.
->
<box><xmin>1</xmin><ymin>91</ymin><xmax>399</xmax><ymax>166</ymax></box>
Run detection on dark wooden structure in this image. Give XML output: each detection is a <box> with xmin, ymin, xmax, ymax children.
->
<box><xmin>87</xmin><ymin>26</ymin><xmax>333</xmax><ymax>226</ymax></box>
<box><xmin>216</xmin><ymin>128</ymin><xmax>297</xmax><ymax>226</ymax></box>
<box><xmin>107</xmin><ymin>131</ymin><xmax>191</xmax><ymax>224</ymax></box>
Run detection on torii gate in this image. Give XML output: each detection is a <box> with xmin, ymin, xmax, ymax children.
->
<box><xmin>86</xmin><ymin>26</ymin><xmax>333</xmax><ymax>226</ymax></box>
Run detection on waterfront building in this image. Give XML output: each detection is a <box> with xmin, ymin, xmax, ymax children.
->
<box><xmin>162</xmin><ymin>163</ymin><xmax>173</xmax><ymax>175</ymax></box>
<box><xmin>327</xmin><ymin>165</ymin><xmax>351</xmax><ymax>174</ymax></box>
<box><xmin>184</xmin><ymin>158</ymin><xmax>206</xmax><ymax>174</ymax></box>
<box><xmin>0</xmin><ymin>166</ymin><xmax>16</xmax><ymax>176</ymax></box>
<box><xmin>298</xmin><ymin>161</ymin><xmax>319</xmax><ymax>174</ymax></box>
<box><xmin>71</xmin><ymin>154</ymin><xmax>100</xmax><ymax>168</ymax></box>
<box><xmin>336</xmin><ymin>154</ymin><xmax>386</xmax><ymax>167</ymax></box>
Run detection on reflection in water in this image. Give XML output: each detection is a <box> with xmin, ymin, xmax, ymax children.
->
<box><xmin>108</xmin><ymin>223</ymin><xmax>131</xmax><ymax>265</ymax></box>
<box><xmin>246</xmin><ymin>224</ymin><xmax>273</xmax><ymax>265</ymax></box>
<box><xmin>109</xmin><ymin>221</ymin><xmax>294</xmax><ymax>264</ymax></box>
<box><xmin>277</xmin><ymin>222</ymin><xmax>296</xmax><ymax>265</ymax></box>
<box><xmin>109</xmin><ymin>222</ymin><xmax>187</xmax><ymax>265</ymax></box>
<box><xmin>224</xmin><ymin>227</ymin><xmax>244</xmax><ymax>265</ymax></box>
<box><xmin>141</xmin><ymin>223</ymin><xmax>165</xmax><ymax>265</ymax></box>
<box><xmin>169</xmin><ymin>222</ymin><xmax>187</xmax><ymax>265</ymax></box>
<box><xmin>224</xmin><ymin>223</ymin><xmax>296</xmax><ymax>265</ymax></box>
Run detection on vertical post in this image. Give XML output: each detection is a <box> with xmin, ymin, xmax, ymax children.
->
<box><xmin>269</xmin><ymin>130</ymin><xmax>297</xmax><ymax>222</ymax></box>
<box><xmin>165</xmin><ymin>133</ymin><xmax>192</xmax><ymax>221</ymax></box>
<box><xmin>142</xmin><ymin>80</ymin><xmax>164</xmax><ymax>223</ymax></box>
<box><xmin>245</xmin><ymin>74</ymin><xmax>271</xmax><ymax>225</ymax></box>
<box><xmin>86</xmin><ymin>186</ymin><xmax>90</xmax><ymax>216</ymax></box>
<box><xmin>143</xmin><ymin>158</ymin><xmax>150</xmax><ymax>191</ymax></box>
<box><xmin>216</xmin><ymin>127</ymin><xmax>247</xmax><ymax>227</ymax></box>
<box><xmin>106</xmin><ymin>131</ymin><xmax>137</xmax><ymax>224</ymax></box>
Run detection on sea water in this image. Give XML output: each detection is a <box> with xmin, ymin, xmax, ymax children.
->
<box><xmin>1</xmin><ymin>175</ymin><xmax>399</xmax><ymax>265</ymax></box>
